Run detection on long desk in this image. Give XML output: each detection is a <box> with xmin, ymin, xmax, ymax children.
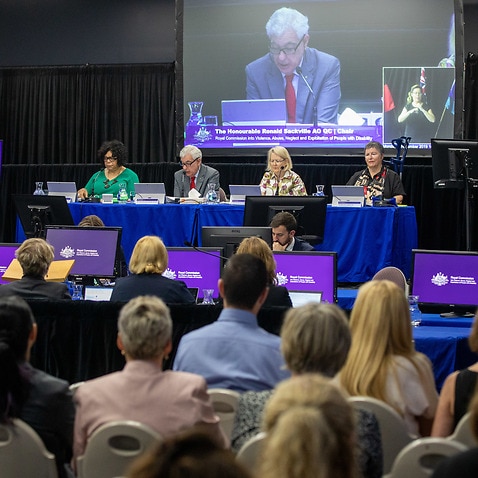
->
<box><xmin>63</xmin><ymin>203</ymin><xmax>417</xmax><ymax>283</ymax></box>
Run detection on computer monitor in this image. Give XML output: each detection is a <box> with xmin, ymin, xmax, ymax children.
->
<box><xmin>431</xmin><ymin>138</ymin><xmax>478</xmax><ymax>189</ymax></box>
<box><xmin>243</xmin><ymin>196</ymin><xmax>328</xmax><ymax>244</ymax></box>
<box><xmin>13</xmin><ymin>194</ymin><xmax>75</xmax><ymax>238</ymax></box>
<box><xmin>273</xmin><ymin>251</ymin><xmax>337</xmax><ymax>304</ymax></box>
<box><xmin>45</xmin><ymin>226</ymin><xmax>122</xmax><ymax>279</ymax></box>
<box><xmin>0</xmin><ymin>243</ymin><xmax>20</xmax><ymax>285</ymax></box>
<box><xmin>201</xmin><ymin>226</ymin><xmax>272</xmax><ymax>258</ymax></box>
<box><xmin>410</xmin><ymin>249</ymin><xmax>478</xmax><ymax>316</ymax></box>
<box><xmin>165</xmin><ymin>247</ymin><xmax>224</xmax><ymax>299</ymax></box>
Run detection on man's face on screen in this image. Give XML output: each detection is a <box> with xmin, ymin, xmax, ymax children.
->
<box><xmin>269</xmin><ymin>30</ymin><xmax>308</xmax><ymax>77</ymax></box>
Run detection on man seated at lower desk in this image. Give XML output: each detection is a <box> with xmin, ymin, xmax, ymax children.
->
<box><xmin>269</xmin><ymin>211</ymin><xmax>314</xmax><ymax>251</ymax></box>
<box><xmin>173</xmin><ymin>253</ymin><xmax>290</xmax><ymax>392</ymax></box>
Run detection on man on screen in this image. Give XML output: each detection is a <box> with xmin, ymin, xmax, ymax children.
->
<box><xmin>245</xmin><ymin>7</ymin><xmax>341</xmax><ymax>125</ymax></box>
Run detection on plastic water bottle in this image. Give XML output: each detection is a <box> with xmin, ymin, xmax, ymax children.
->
<box><xmin>408</xmin><ymin>295</ymin><xmax>422</xmax><ymax>327</ymax></box>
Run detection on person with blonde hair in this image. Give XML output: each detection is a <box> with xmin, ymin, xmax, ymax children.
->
<box><xmin>259</xmin><ymin>374</ymin><xmax>357</xmax><ymax>478</ymax></box>
<box><xmin>432</xmin><ymin>310</ymin><xmax>478</xmax><ymax>437</ymax></box>
<box><xmin>235</xmin><ymin>236</ymin><xmax>291</xmax><ymax>308</ymax></box>
<box><xmin>110</xmin><ymin>236</ymin><xmax>195</xmax><ymax>303</ymax></box>
<box><xmin>259</xmin><ymin>146</ymin><xmax>307</xmax><ymax>196</ymax></box>
<box><xmin>339</xmin><ymin>279</ymin><xmax>438</xmax><ymax>436</ymax></box>
<box><xmin>0</xmin><ymin>237</ymin><xmax>71</xmax><ymax>300</ymax></box>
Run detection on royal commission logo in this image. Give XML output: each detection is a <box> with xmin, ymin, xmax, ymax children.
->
<box><xmin>59</xmin><ymin>245</ymin><xmax>75</xmax><ymax>259</ymax></box>
<box><xmin>163</xmin><ymin>268</ymin><xmax>177</xmax><ymax>280</ymax></box>
<box><xmin>276</xmin><ymin>272</ymin><xmax>288</xmax><ymax>286</ymax></box>
<box><xmin>431</xmin><ymin>272</ymin><xmax>449</xmax><ymax>286</ymax></box>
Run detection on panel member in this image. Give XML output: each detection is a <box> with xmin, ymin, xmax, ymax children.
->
<box><xmin>174</xmin><ymin>145</ymin><xmax>220</xmax><ymax>197</ymax></box>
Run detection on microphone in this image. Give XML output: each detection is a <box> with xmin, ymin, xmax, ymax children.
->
<box><xmin>183</xmin><ymin>241</ymin><xmax>229</xmax><ymax>262</ymax></box>
<box><xmin>91</xmin><ymin>170</ymin><xmax>102</xmax><ymax>197</ymax></box>
<box><xmin>296</xmin><ymin>66</ymin><xmax>318</xmax><ymax>126</ymax></box>
<box><xmin>275</xmin><ymin>166</ymin><xmax>285</xmax><ymax>196</ymax></box>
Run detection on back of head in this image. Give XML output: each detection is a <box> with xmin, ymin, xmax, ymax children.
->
<box><xmin>260</xmin><ymin>374</ymin><xmax>356</xmax><ymax>478</ymax></box>
<box><xmin>78</xmin><ymin>215</ymin><xmax>105</xmax><ymax>227</ymax></box>
<box><xmin>129</xmin><ymin>236</ymin><xmax>168</xmax><ymax>275</ymax></box>
<box><xmin>0</xmin><ymin>296</ymin><xmax>34</xmax><ymax>422</ymax></box>
<box><xmin>118</xmin><ymin>295</ymin><xmax>172</xmax><ymax>360</ymax></box>
<box><xmin>16</xmin><ymin>237</ymin><xmax>54</xmax><ymax>277</ymax></box>
<box><xmin>467</xmin><ymin>311</ymin><xmax>478</xmax><ymax>353</ymax></box>
<box><xmin>236</xmin><ymin>236</ymin><xmax>277</xmax><ymax>284</ymax></box>
<box><xmin>269</xmin><ymin>211</ymin><xmax>297</xmax><ymax>232</ymax></box>
<box><xmin>281</xmin><ymin>303</ymin><xmax>351</xmax><ymax>377</ymax></box>
<box><xmin>126</xmin><ymin>427</ymin><xmax>252</xmax><ymax>478</ymax></box>
<box><xmin>266</xmin><ymin>7</ymin><xmax>309</xmax><ymax>39</ymax></box>
<box><xmin>469</xmin><ymin>387</ymin><xmax>478</xmax><ymax>441</ymax></box>
<box><xmin>221</xmin><ymin>253</ymin><xmax>267</xmax><ymax>310</ymax></box>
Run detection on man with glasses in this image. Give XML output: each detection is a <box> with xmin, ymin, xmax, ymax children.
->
<box><xmin>246</xmin><ymin>7</ymin><xmax>340</xmax><ymax>125</ymax></box>
<box><xmin>173</xmin><ymin>145</ymin><xmax>221</xmax><ymax>198</ymax></box>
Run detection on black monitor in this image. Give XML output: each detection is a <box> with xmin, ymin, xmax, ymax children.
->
<box><xmin>410</xmin><ymin>249</ymin><xmax>478</xmax><ymax>317</ymax></box>
<box><xmin>201</xmin><ymin>226</ymin><xmax>272</xmax><ymax>258</ymax></box>
<box><xmin>13</xmin><ymin>194</ymin><xmax>74</xmax><ymax>238</ymax></box>
<box><xmin>243</xmin><ymin>196</ymin><xmax>328</xmax><ymax>244</ymax></box>
<box><xmin>45</xmin><ymin>225</ymin><xmax>122</xmax><ymax>279</ymax></box>
<box><xmin>431</xmin><ymin>138</ymin><xmax>478</xmax><ymax>189</ymax></box>
<box><xmin>0</xmin><ymin>243</ymin><xmax>20</xmax><ymax>285</ymax></box>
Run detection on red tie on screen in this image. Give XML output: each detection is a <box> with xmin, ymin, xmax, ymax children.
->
<box><xmin>190</xmin><ymin>176</ymin><xmax>196</xmax><ymax>190</ymax></box>
<box><xmin>285</xmin><ymin>74</ymin><xmax>296</xmax><ymax>123</ymax></box>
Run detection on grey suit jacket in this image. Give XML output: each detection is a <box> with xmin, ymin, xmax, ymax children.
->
<box><xmin>173</xmin><ymin>163</ymin><xmax>220</xmax><ymax>197</ymax></box>
<box><xmin>245</xmin><ymin>47</ymin><xmax>341</xmax><ymax>124</ymax></box>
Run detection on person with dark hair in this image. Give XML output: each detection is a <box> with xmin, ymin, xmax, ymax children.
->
<box><xmin>0</xmin><ymin>296</ymin><xmax>75</xmax><ymax>478</ymax></box>
<box><xmin>346</xmin><ymin>141</ymin><xmax>405</xmax><ymax>205</ymax></box>
<box><xmin>0</xmin><ymin>238</ymin><xmax>71</xmax><ymax>300</ymax></box>
<box><xmin>77</xmin><ymin>139</ymin><xmax>139</xmax><ymax>200</ymax></box>
<box><xmin>173</xmin><ymin>253</ymin><xmax>289</xmax><ymax>391</ymax></box>
<box><xmin>126</xmin><ymin>427</ymin><xmax>252</xmax><ymax>478</ymax></box>
<box><xmin>269</xmin><ymin>211</ymin><xmax>314</xmax><ymax>251</ymax></box>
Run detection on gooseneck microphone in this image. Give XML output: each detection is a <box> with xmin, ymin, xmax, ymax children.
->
<box><xmin>296</xmin><ymin>66</ymin><xmax>318</xmax><ymax>126</ymax></box>
<box><xmin>183</xmin><ymin>241</ymin><xmax>229</xmax><ymax>262</ymax></box>
<box><xmin>90</xmin><ymin>170</ymin><xmax>103</xmax><ymax>197</ymax></box>
<box><xmin>275</xmin><ymin>165</ymin><xmax>285</xmax><ymax>196</ymax></box>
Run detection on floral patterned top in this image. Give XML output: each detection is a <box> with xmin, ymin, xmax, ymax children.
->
<box><xmin>260</xmin><ymin>169</ymin><xmax>307</xmax><ymax>196</ymax></box>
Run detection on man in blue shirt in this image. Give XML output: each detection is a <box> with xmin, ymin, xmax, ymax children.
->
<box><xmin>173</xmin><ymin>253</ymin><xmax>290</xmax><ymax>392</ymax></box>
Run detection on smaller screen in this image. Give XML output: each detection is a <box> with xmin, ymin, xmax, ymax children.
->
<box><xmin>411</xmin><ymin>250</ymin><xmax>478</xmax><ymax>308</ymax></box>
<box><xmin>0</xmin><ymin>244</ymin><xmax>19</xmax><ymax>285</ymax></box>
<box><xmin>273</xmin><ymin>251</ymin><xmax>336</xmax><ymax>303</ymax></box>
<box><xmin>46</xmin><ymin>227</ymin><xmax>120</xmax><ymax>277</ymax></box>
<box><xmin>165</xmin><ymin>248</ymin><xmax>224</xmax><ymax>299</ymax></box>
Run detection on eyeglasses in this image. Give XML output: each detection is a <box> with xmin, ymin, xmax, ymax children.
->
<box><xmin>104</xmin><ymin>156</ymin><xmax>117</xmax><ymax>163</ymax></box>
<box><xmin>269</xmin><ymin>35</ymin><xmax>305</xmax><ymax>56</ymax></box>
<box><xmin>179</xmin><ymin>158</ymin><xmax>199</xmax><ymax>167</ymax></box>
<box><xmin>270</xmin><ymin>158</ymin><xmax>286</xmax><ymax>164</ymax></box>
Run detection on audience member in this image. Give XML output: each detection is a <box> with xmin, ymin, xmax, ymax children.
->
<box><xmin>235</xmin><ymin>236</ymin><xmax>292</xmax><ymax>308</ymax></box>
<box><xmin>173</xmin><ymin>253</ymin><xmax>289</xmax><ymax>391</ymax></box>
<box><xmin>78</xmin><ymin>214</ymin><xmax>105</xmax><ymax>227</ymax></box>
<box><xmin>77</xmin><ymin>140</ymin><xmax>139</xmax><ymax>200</ymax></box>
<box><xmin>126</xmin><ymin>427</ymin><xmax>252</xmax><ymax>478</ymax></box>
<box><xmin>339</xmin><ymin>279</ymin><xmax>438</xmax><ymax>436</ymax></box>
<box><xmin>72</xmin><ymin>295</ymin><xmax>227</xmax><ymax>471</ymax></box>
<box><xmin>0</xmin><ymin>296</ymin><xmax>75</xmax><ymax>478</ymax></box>
<box><xmin>259</xmin><ymin>374</ymin><xmax>357</xmax><ymax>478</ymax></box>
<box><xmin>269</xmin><ymin>211</ymin><xmax>314</xmax><ymax>251</ymax></box>
<box><xmin>111</xmin><ymin>236</ymin><xmax>195</xmax><ymax>303</ymax></box>
<box><xmin>432</xmin><ymin>311</ymin><xmax>478</xmax><ymax>437</ymax></box>
<box><xmin>346</xmin><ymin>141</ymin><xmax>405</xmax><ymax>205</ymax></box>
<box><xmin>232</xmin><ymin>302</ymin><xmax>383</xmax><ymax>478</ymax></box>
<box><xmin>174</xmin><ymin>145</ymin><xmax>220</xmax><ymax>197</ymax></box>
<box><xmin>0</xmin><ymin>238</ymin><xmax>71</xmax><ymax>300</ymax></box>
<box><xmin>260</xmin><ymin>146</ymin><xmax>307</xmax><ymax>196</ymax></box>
<box><xmin>431</xmin><ymin>387</ymin><xmax>478</xmax><ymax>478</ymax></box>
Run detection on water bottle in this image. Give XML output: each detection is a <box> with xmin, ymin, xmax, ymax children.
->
<box><xmin>206</xmin><ymin>183</ymin><xmax>219</xmax><ymax>203</ymax></box>
<box><xmin>33</xmin><ymin>181</ymin><xmax>46</xmax><ymax>195</ymax></box>
<box><xmin>408</xmin><ymin>295</ymin><xmax>422</xmax><ymax>327</ymax></box>
<box><xmin>118</xmin><ymin>183</ymin><xmax>128</xmax><ymax>203</ymax></box>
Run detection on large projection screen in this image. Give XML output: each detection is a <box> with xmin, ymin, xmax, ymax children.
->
<box><xmin>177</xmin><ymin>0</ymin><xmax>460</xmax><ymax>156</ymax></box>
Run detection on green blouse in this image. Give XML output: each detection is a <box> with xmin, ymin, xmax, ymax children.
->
<box><xmin>84</xmin><ymin>168</ymin><xmax>139</xmax><ymax>198</ymax></box>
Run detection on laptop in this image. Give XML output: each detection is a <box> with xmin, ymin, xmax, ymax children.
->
<box><xmin>134</xmin><ymin>183</ymin><xmax>166</xmax><ymax>204</ymax></box>
<box><xmin>221</xmin><ymin>99</ymin><xmax>287</xmax><ymax>126</ymax></box>
<box><xmin>331</xmin><ymin>185</ymin><xmax>365</xmax><ymax>207</ymax></box>
<box><xmin>47</xmin><ymin>181</ymin><xmax>77</xmax><ymax>203</ymax></box>
<box><xmin>84</xmin><ymin>286</ymin><xmax>114</xmax><ymax>301</ymax></box>
<box><xmin>229</xmin><ymin>184</ymin><xmax>262</xmax><ymax>204</ymax></box>
<box><xmin>289</xmin><ymin>291</ymin><xmax>323</xmax><ymax>307</ymax></box>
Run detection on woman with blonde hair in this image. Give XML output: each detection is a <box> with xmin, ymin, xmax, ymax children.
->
<box><xmin>235</xmin><ymin>236</ymin><xmax>291</xmax><ymax>308</ymax></box>
<box><xmin>110</xmin><ymin>236</ymin><xmax>195</xmax><ymax>303</ymax></box>
<box><xmin>259</xmin><ymin>146</ymin><xmax>307</xmax><ymax>196</ymax></box>
<box><xmin>339</xmin><ymin>279</ymin><xmax>438</xmax><ymax>436</ymax></box>
<box><xmin>260</xmin><ymin>374</ymin><xmax>357</xmax><ymax>478</ymax></box>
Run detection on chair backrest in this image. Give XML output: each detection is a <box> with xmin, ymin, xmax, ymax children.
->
<box><xmin>208</xmin><ymin>388</ymin><xmax>240</xmax><ymax>440</ymax></box>
<box><xmin>219</xmin><ymin>188</ymin><xmax>227</xmax><ymax>202</ymax></box>
<box><xmin>448</xmin><ymin>412</ymin><xmax>478</xmax><ymax>448</ymax></box>
<box><xmin>76</xmin><ymin>420</ymin><xmax>162</xmax><ymax>478</ymax></box>
<box><xmin>349</xmin><ymin>396</ymin><xmax>417</xmax><ymax>475</ymax></box>
<box><xmin>236</xmin><ymin>431</ymin><xmax>266</xmax><ymax>473</ymax></box>
<box><xmin>69</xmin><ymin>381</ymin><xmax>85</xmax><ymax>395</ymax></box>
<box><xmin>0</xmin><ymin>418</ymin><xmax>58</xmax><ymax>478</ymax></box>
<box><xmin>372</xmin><ymin>266</ymin><xmax>408</xmax><ymax>293</ymax></box>
<box><xmin>387</xmin><ymin>437</ymin><xmax>468</xmax><ymax>478</ymax></box>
